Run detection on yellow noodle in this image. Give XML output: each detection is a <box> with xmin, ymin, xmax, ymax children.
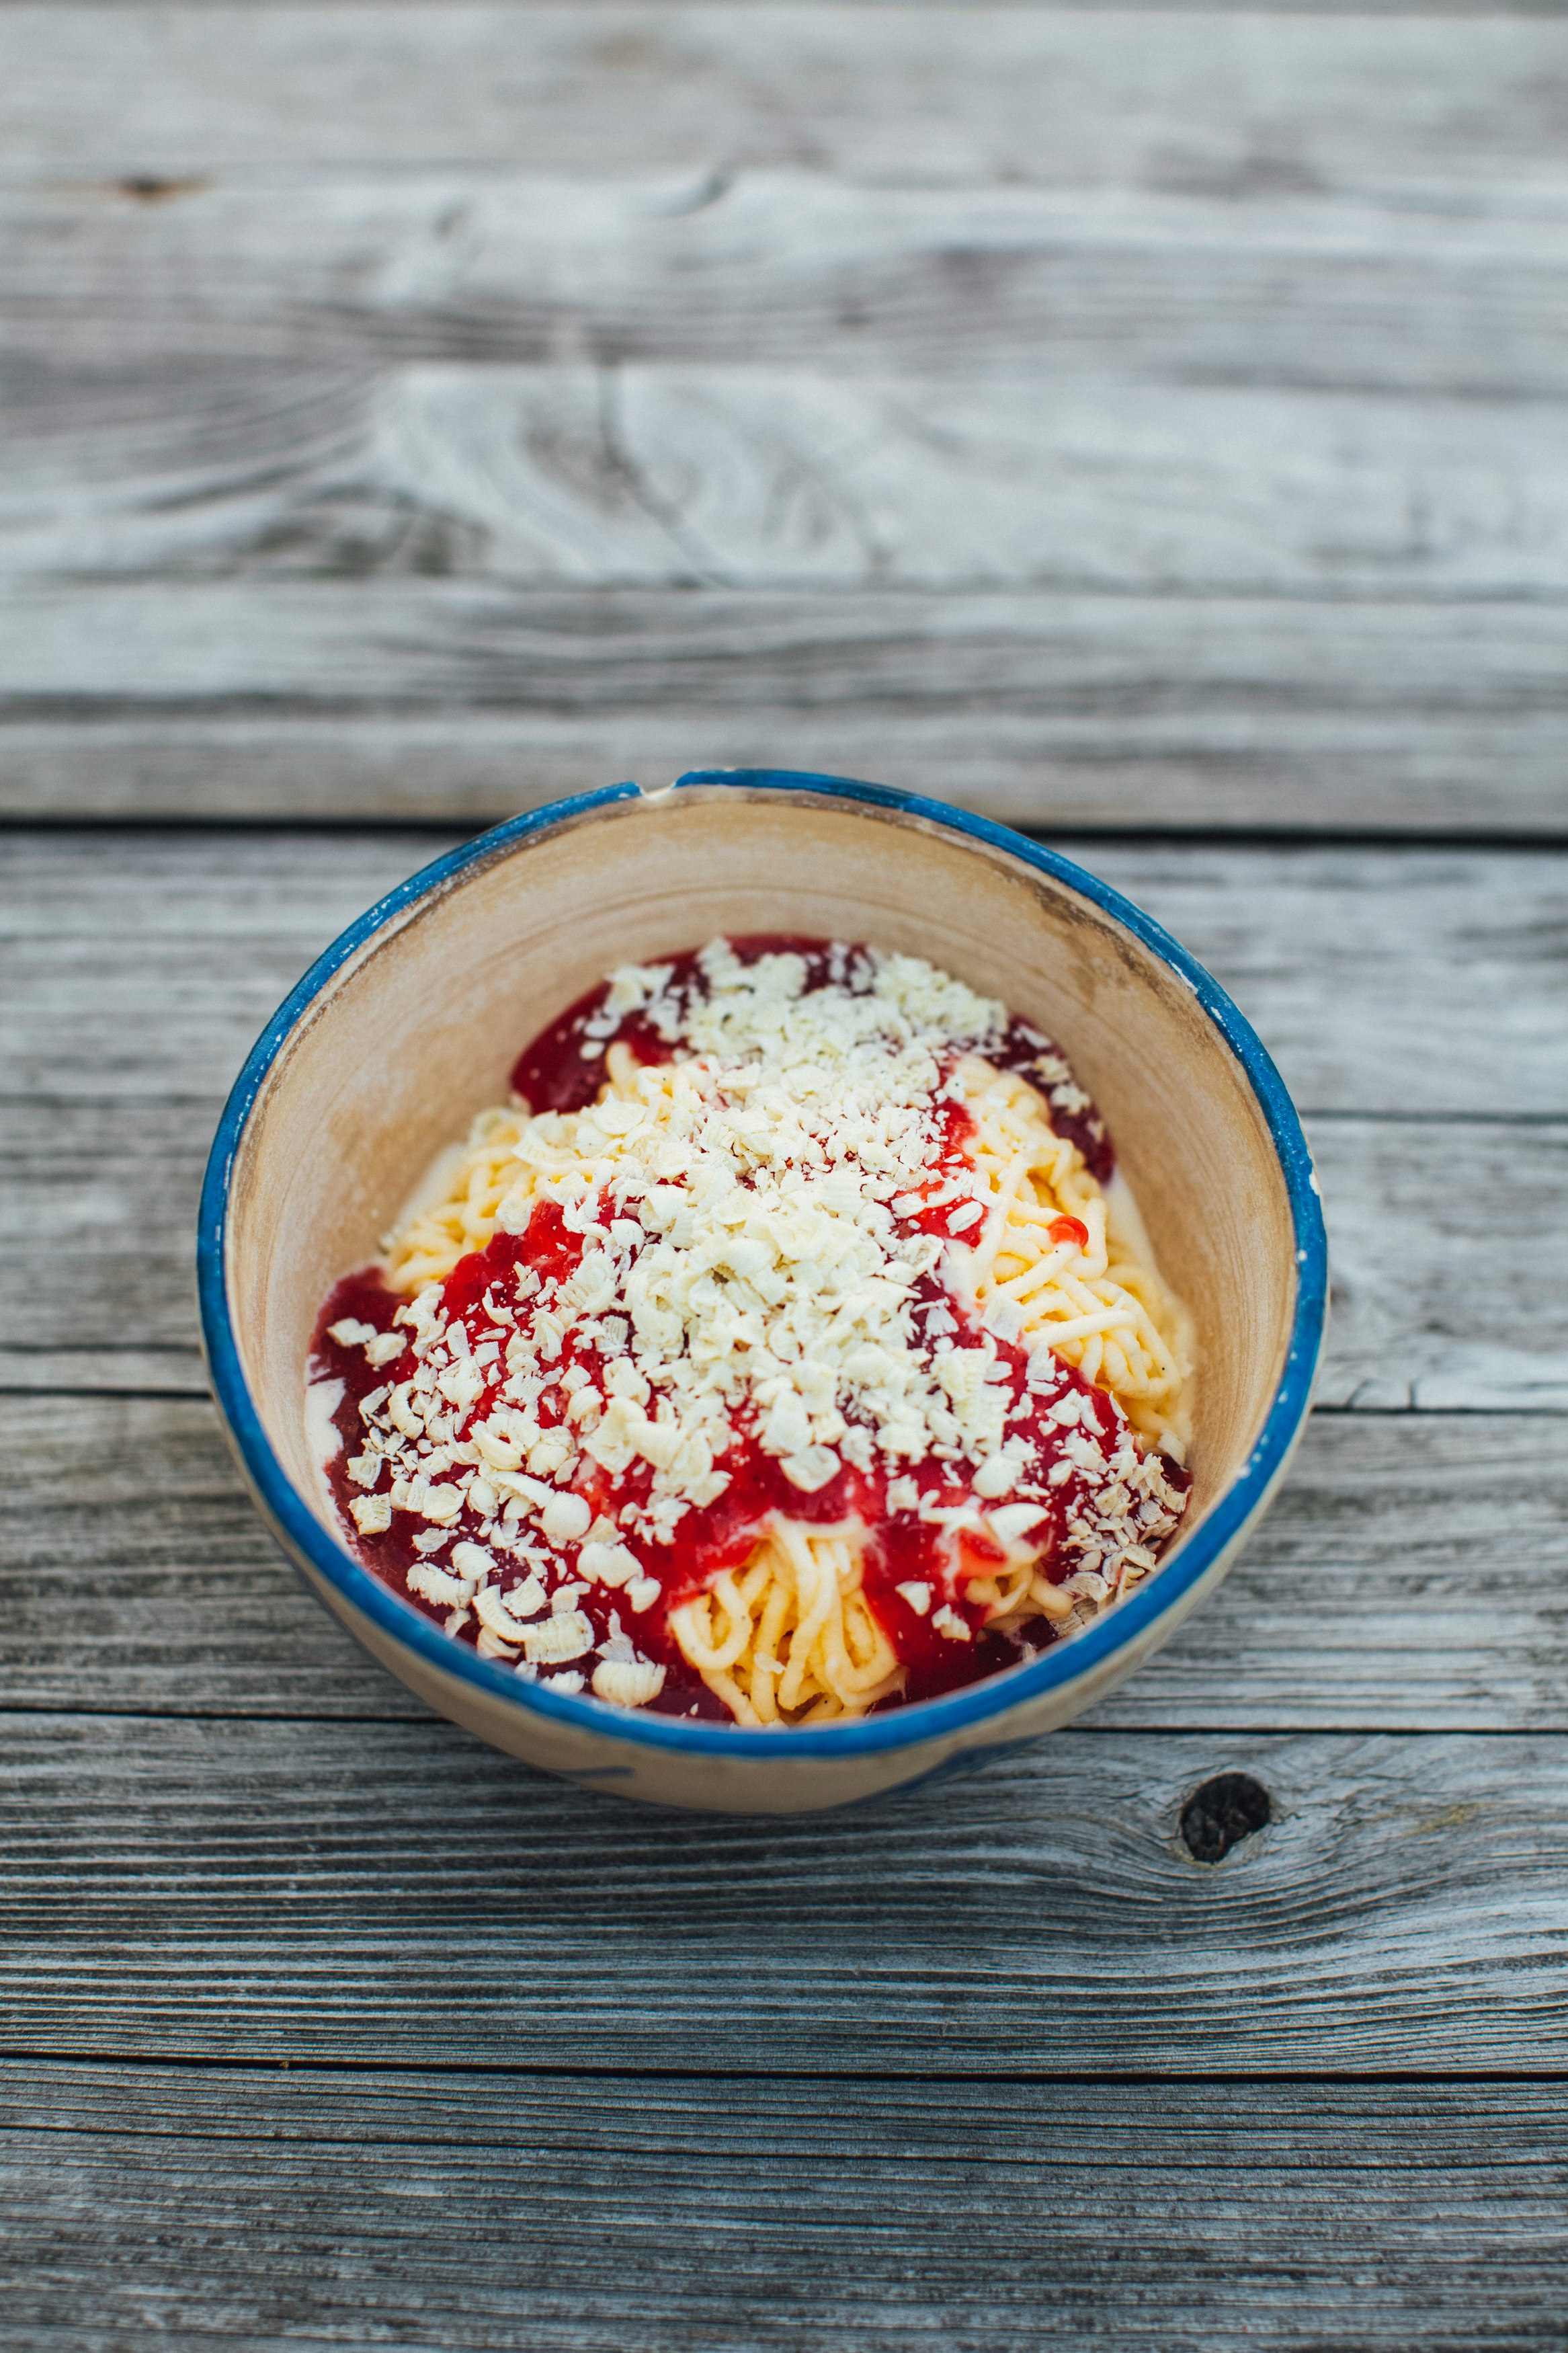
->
<box><xmin>382</xmin><ymin>1027</ymin><xmax>1191</xmax><ymax>1722</ymax></box>
<box><xmin>943</xmin><ymin>1055</ymin><xmax>1191</xmax><ymax>1452</ymax></box>
<box><xmin>667</xmin><ymin>1521</ymin><xmax>903</xmax><ymax>1726</ymax></box>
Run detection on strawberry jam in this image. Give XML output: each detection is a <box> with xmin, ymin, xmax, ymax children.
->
<box><xmin>312</xmin><ymin>934</ymin><xmax>1184</xmax><ymax>1722</ymax></box>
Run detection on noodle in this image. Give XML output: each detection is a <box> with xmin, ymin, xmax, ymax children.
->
<box><xmin>667</xmin><ymin>1520</ymin><xmax>902</xmax><ymax>1726</ymax></box>
<box><xmin>319</xmin><ymin>937</ymin><xmax>1194</xmax><ymax>1723</ymax></box>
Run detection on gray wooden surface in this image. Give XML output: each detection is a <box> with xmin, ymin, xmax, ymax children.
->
<box><xmin>3</xmin><ymin>5</ymin><xmax>1567</xmax><ymax>2349</ymax></box>
<box><xmin>5</xmin><ymin>3</ymin><xmax>1568</xmax><ymax>830</ymax></box>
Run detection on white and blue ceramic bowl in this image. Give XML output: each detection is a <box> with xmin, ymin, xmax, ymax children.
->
<box><xmin>199</xmin><ymin>771</ymin><xmax>1327</xmax><ymax>1812</ymax></box>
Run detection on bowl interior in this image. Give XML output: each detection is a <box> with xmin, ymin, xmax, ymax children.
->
<box><xmin>226</xmin><ymin>785</ymin><xmax>1298</xmax><ymax>1613</ymax></box>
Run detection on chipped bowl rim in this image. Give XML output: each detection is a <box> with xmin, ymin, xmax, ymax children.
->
<box><xmin>198</xmin><ymin>769</ymin><xmax>1328</xmax><ymax>1763</ymax></box>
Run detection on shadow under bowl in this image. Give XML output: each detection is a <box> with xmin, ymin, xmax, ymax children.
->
<box><xmin>199</xmin><ymin>770</ymin><xmax>1327</xmax><ymax>1813</ymax></box>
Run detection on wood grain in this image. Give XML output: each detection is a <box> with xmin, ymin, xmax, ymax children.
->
<box><xmin>7</xmin><ymin>700</ymin><xmax>1563</xmax><ymax>834</ymax></box>
<box><xmin>5</xmin><ymin>5</ymin><xmax>1565</xmax><ymax>2336</ymax></box>
<box><xmin>5</xmin><ymin>833</ymin><xmax>1563</xmax><ymax>1113</ymax></box>
<box><xmin>7</xmin><ymin>584</ymin><xmax>1563</xmax><ymax>830</ymax></box>
<box><xmin>6</xmin><ymin>9</ymin><xmax>1565</xmax><ymax>832</ymax></box>
<box><xmin>3</xmin><ymin>1398</ymin><xmax>1565</xmax><ymax>1729</ymax></box>
<box><xmin>10</xmin><ymin>362</ymin><xmax>1567</xmax><ymax>600</ymax></box>
<box><xmin>19</xmin><ymin>586</ymin><xmax>1561</xmax><ymax>713</ymax></box>
<box><xmin>11</xmin><ymin>7</ymin><xmax>1566</xmax><ymax>183</ymax></box>
<box><xmin>1307</xmin><ymin>1119</ymin><xmax>1568</xmax><ymax>1412</ymax></box>
<box><xmin>7</xmin><ymin>173</ymin><xmax>1566</xmax><ymax>392</ymax></box>
<box><xmin>3</xmin><ymin>1712</ymin><xmax>1565</xmax><ymax>2071</ymax></box>
<box><xmin>3</xmin><ymin>2064</ymin><xmax>1566</xmax><ymax>2353</ymax></box>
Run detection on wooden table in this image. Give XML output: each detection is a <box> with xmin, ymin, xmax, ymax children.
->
<box><xmin>3</xmin><ymin>5</ymin><xmax>1566</xmax><ymax>2344</ymax></box>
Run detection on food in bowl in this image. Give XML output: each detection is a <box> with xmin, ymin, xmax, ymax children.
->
<box><xmin>204</xmin><ymin>771</ymin><xmax>1327</xmax><ymax>1814</ymax></box>
<box><xmin>309</xmin><ymin>932</ymin><xmax>1194</xmax><ymax>1725</ymax></box>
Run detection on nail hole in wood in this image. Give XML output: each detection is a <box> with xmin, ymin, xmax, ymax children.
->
<box><xmin>1180</xmin><ymin>1772</ymin><xmax>1272</xmax><ymax>1864</ymax></box>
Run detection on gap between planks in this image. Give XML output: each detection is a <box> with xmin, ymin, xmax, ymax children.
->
<box><xmin>10</xmin><ymin>823</ymin><xmax>1568</xmax><ymax>857</ymax></box>
<box><xmin>9</xmin><ymin>2048</ymin><xmax>1568</xmax><ymax>2089</ymax></box>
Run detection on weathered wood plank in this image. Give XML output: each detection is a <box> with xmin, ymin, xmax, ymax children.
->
<box><xmin>3</xmin><ymin>7</ymin><xmax>1561</xmax><ymax>2317</ymax></box>
<box><xmin>0</xmin><ymin>1391</ymin><xmax>407</xmax><ymax>1720</ymax></box>
<box><xmin>2</xmin><ymin>1714</ymin><xmax>1565</xmax><ymax>2070</ymax></box>
<box><xmin>11</xmin><ymin>362</ymin><xmax>1567</xmax><ymax>601</ymax></box>
<box><xmin>7</xmin><ymin>14</ymin><xmax>1562</xmax><ymax>842</ymax></box>
<box><xmin>4</xmin><ymin>833</ymin><xmax>1563</xmax><ymax>1115</ymax></box>
<box><xmin>1126</xmin><ymin>1409</ymin><xmax>1568</xmax><ymax>1729</ymax></box>
<box><xmin>0</xmin><ymin>1348</ymin><xmax>203</xmax><ymax>1396</ymax></box>
<box><xmin>7</xmin><ymin>1099</ymin><xmax>1565</xmax><ymax>1411</ymax></box>
<box><xmin>6</xmin><ymin>586</ymin><xmax>1563</xmax><ymax>831</ymax></box>
<box><xmin>0</xmin><ymin>1101</ymin><xmax>208</xmax><ymax>1363</ymax></box>
<box><xmin>1309</xmin><ymin>1120</ymin><xmax>1568</xmax><ymax>1412</ymax></box>
<box><xmin>11</xmin><ymin>588</ymin><xmax>1563</xmax><ymax>721</ymax></box>
<box><xmin>6</xmin><ymin>174</ymin><xmax>1567</xmax><ymax>391</ymax></box>
<box><xmin>4</xmin><ymin>2065</ymin><xmax>1567</xmax><ymax>2353</ymax></box>
<box><xmin>9</xmin><ymin>699</ymin><xmax>1564</xmax><ymax>834</ymax></box>
<box><xmin>3</xmin><ymin>1398</ymin><xmax>1564</xmax><ymax>1729</ymax></box>
<box><xmin>11</xmin><ymin>7</ymin><xmax>1567</xmax><ymax>184</ymax></box>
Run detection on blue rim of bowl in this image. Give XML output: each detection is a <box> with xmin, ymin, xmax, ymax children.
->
<box><xmin>198</xmin><ymin>768</ymin><xmax>1328</xmax><ymax>1761</ymax></box>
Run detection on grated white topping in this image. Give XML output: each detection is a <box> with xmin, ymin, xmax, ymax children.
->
<box><xmin>477</xmin><ymin>941</ymin><xmax>1026</xmax><ymax>1538</ymax></box>
<box><xmin>326</xmin><ymin>939</ymin><xmax>1193</xmax><ymax>1714</ymax></box>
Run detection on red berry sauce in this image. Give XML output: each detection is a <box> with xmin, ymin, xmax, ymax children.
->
<box><xmin>312</xmin><ymin>937</ymin><xmax>1181</xmax><ymax>1720</ymax></box>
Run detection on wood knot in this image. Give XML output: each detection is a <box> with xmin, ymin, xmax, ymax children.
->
<box><xmin>1180</xmin><ymin>1771</ymin><xmax>1271</xmax><ymax>1864</ymax></box>
<box><xmin>114</xmin><ymin>175</ymin><xmax>210</xmax><ymax>205</ymax></box>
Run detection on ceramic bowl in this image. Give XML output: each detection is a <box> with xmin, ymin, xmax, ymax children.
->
<box><xmin>199</xmin><ymin>770</ymin><xmax>1327</xmax><ymax>1813</ymax></box>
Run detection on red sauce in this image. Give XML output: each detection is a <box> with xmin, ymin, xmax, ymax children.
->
<box><xmin>314</xmin><ymin>935</ymin><xmax>1178</xmax><ymax>1720</ymax></box>
<box><xmin>985</xmin><ymin>1019</ymin><xmax>1113</xmax><ymax>1186</ymax></box>
<box><xmin>509</xmin><ymin>935</ymin><xmax>1114</xmax><ymax>1182</ymax></box>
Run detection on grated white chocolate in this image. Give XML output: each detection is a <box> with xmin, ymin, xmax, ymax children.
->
<box><xmin>323</xmin><ymin>940</ymin><xmax>1194</xmax><ymax>1718</ymax></box>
